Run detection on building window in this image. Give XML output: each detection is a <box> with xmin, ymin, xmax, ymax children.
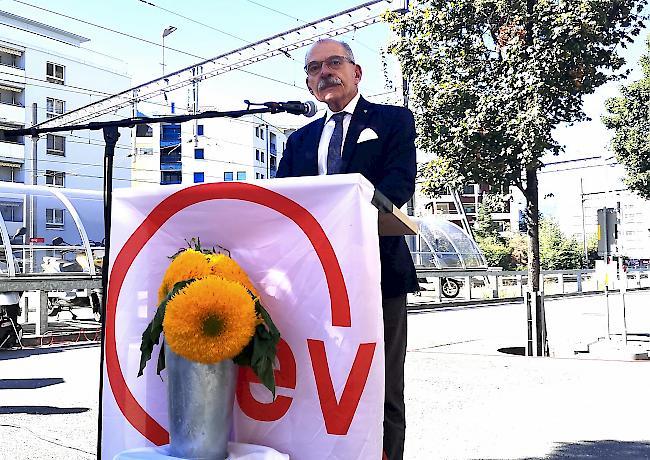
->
<box><xmin>194</xmin><ymin>148</ymin><xmax>204</xmax><ymax>159</ymax></box>
<box><xmin>0</xmin><ymin>166</ymin><xmax>19</xmax><ymax>183</ymax></box>
<box><xmin>46</xmin><ymin>134</ymin><xmax>65</xmax><ymax>156</ymax></box>
<box><xmin>435</xmin><ymin>203</ymin><xmax>450</xmax><ymax>214</ymax></box>
<box><xmin>45</xmin><ymin>170</ymin><xmax>65</xmax><ymax>187</ymax></box>
<box><xmin>46</xmin><ymin>97</ymin><xmax>65</xmax><ymax>119</ymax></box>
<box><xmin>197</xmin><ymin>124</ymin><xmax>204</xmax><ymax>136</ymax></box>
<box><xmin>161</xmin><ymin>171</ymin><xmax>182</xmax><ymax>185</ymax></box>
<box><xmin>260</xmin><ymin>129</ymin><xmax>264</xmax><ymax>140</ymax></box>
<box><xmin>236</xmin><ymin>171</ymin><xmax>246</xmax><ymax>181</ymax></box>
<box><xmin>46</xmin><ymin>62</ymin><xmax>65</xmax><ymax>85</ymax></box>
<box><xmin>462</xmin><ymin>184</ymin><xmax>475</xmax><ymax>195</ymax></box>
<box><xmin>137</xmin><ymin>148</ymin><xmax>154</xmax><ymax>155</ymax></box>
<box><xmin>463</xmin><ymin>204</ymin><xmax>476</xmax><ymax>214</ymax></box>
<box><xmin>194</xmin><ymin>172</ymin><xmax>204</xmax><ymax>183</ymax></box>
<box><xmin>260</xmin><ymin>152</ymin><xmax>265</xmax><ymax>163</ymax></box>
<box><xmin>224</xmin><ymin>171</ymin><xmax>233</xmax><ymax>181</ymax></box>
<box><xmin>46</xmin><ymin>208</ymin><xmax>64</xmax><ymax>229</ymax></box>
<box><xmin>255</xmin><ymin>149</ymin><xmax>260</xmax><ymax>161</ymax></box>
<box><xmin>0</xmin><ymin>201</ymin><xmax>22</xmax><ymax>222</ymax></box>
<box><xmin>255</xmin><ymin>127</ymin><xmax>259</xmax><ymax>138</ymax></box>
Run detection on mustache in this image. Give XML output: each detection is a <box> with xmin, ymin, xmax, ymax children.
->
<box><xmin>318</xmin><ymin>76</ymin><xmax>342</xmax><ymax>91</ymax></box>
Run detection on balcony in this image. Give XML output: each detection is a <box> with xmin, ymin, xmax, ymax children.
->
<box><xmin>0</xmin><ymin>101</ymin><xmax>25</xmax><ymax>124</ymax></box>
<box><xmin>160</xmin><ymin>163</ymin><xmax>182</xmax><ymax>171</ymax></box>
<box><xmin>160</xmin><ymin>153</ymin><xmax>181</xmax><ymax>163</ymax></box>
<box><xmin>0</xmin><ymin>65</ymin><xmax>26</xmax><ymax>84</ymax></box>
<box><xmin>0</xmin><ymin>141</ymin><xmax>25</xmax><ymax>163</ymax></box>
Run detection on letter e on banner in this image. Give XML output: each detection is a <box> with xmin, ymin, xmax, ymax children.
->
<box><xmin>237</xmin><ymin>339</ymin><xmax>296</xmax><ymax>421</ymax></box>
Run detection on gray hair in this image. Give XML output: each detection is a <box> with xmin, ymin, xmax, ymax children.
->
<box><xmin>304</xmin><ymin>39</ymin><xmax>355</xmax><ymax>66</ymax></box>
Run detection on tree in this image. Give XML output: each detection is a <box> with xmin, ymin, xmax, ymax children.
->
<box><xmin>603</xmin><ymin>36</ymin><xmax>650</xmax><ymax>199</ymax></box>
<box><xmin>473</xmin><ymin>193</ymin><xmax>506</xmax><ymax>240</ymax></box>
<box><xmin>387</xmin><ymin>0</ymin><xmax>647</xmax><ymax>293</ymax></box>
<box><xmin>538</xmin><ymin>218</ymin><xmax>583</xmax><ymax>270</ymax></box>
<box><xmin>474</xmin><ymin>193</ymin><xmax>512</xmax><ymax>268</ymax></box>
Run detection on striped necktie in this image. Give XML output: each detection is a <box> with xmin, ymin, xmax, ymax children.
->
<box><xmin>327</xmin><ymin>112</ymin><xmax>346</xmax><ymax>175</ymax></box>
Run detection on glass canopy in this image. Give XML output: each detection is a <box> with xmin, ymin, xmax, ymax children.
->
<box><xmin>414</xmin><ymin>215</ymin><xmax>487</xmax><ymax>269</ymax></box>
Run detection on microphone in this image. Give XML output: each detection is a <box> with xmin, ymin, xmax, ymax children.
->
<box><xmin>265</xmin><ymin>101</ymin><xmax>318</xmax><ymax>117</ymax></box>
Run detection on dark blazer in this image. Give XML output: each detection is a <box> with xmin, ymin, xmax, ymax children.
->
<box><xmin>276</xmin><ymin>96</ymin><xmax>419</xmax><ymax>298</ymax></box>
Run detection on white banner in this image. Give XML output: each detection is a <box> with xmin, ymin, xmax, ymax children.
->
<box><xmin>101</xmin><ymin>174</ymin><xmax>384</xmax><ymax>459</ymax></box>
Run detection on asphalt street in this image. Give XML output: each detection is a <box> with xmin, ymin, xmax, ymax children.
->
<box><xmin>1</xmin><ymin>291</ymin><xmax>649</xmax><ymax>459</ymax></box>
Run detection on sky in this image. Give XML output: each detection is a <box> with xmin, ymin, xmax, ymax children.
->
<box><xmin>1</xmin><ymin>0</ymin><xmax>648</xmax><ymax>223</ymax></box>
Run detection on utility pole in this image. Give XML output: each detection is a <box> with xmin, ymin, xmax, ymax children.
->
<box><xmin>580</xmin><ymin>177</ymin><xmax>588</xmax><ymax>265</ymax></box>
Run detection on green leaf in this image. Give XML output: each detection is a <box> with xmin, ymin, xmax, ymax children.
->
<box><xmin>157</xmin><ymin>339</ymin><xmax>166</xmax><ymax>375</ymax></box>
<box><xmin>137</xmin><ymin>278</ymin><xmax>195</xmax><ymax>377</ymax></box>
<box><xmin>233</xmin><ymin>298</ymin><xmax>280</xmax><ymax>397</ymax></box>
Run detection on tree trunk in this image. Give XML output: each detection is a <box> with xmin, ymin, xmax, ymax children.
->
<box><xmin>525</xmin><ymin>167</ymin><xmax>541</xmax><ymax>292</ymax></box>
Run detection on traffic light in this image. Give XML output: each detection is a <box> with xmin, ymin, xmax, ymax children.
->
<box><xmin>597</xmin><ymin>207</ymin><xmax>617</xmax><ymax>257</ymax></box>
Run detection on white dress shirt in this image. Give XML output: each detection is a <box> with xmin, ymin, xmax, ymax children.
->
<box><xmin>317</xmin><ymin>92</ymin><xmax>361</xmax><ymax>175</ymax></box>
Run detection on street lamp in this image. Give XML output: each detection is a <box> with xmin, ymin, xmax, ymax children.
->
<box><xmin>162</xmin><ymin>26</ymin><xmax>177</xmax><ymax>76</ymax></box>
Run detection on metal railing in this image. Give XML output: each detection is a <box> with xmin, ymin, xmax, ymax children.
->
<box><xmin>415</xmin><ymin>267</ymin><xmax>650</xmax><ymax>301</ymax></box>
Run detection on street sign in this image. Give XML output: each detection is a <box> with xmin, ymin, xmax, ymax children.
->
<box><xmin>597</xmin><ymin>208</ymin><xmax>617</xmax><ymax>256</ymax></box>
<box><xmin>29</xmin><ymin>237</ymin><xmax>44</xmax><ymax>243</ymax></box>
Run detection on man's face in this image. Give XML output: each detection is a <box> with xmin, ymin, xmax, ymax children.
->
<box><xmin>305</xmin><ymin>41</ymin><xmax>362</xmax><ymax>112</ymax></box>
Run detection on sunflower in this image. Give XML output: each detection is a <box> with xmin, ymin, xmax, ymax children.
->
<box><xmin>207</xmin><ymin>253</ymin><xmax>259</xmax><ymax>297</ymax></box>
<box><xmin>158</xmin><ymin>249</ymin><xmax>212</xmax><ymax>303</ymax></box>
<box><xmin>163</xmin><ymin>276</ymin><xmax>257</xmax><ymax>364</ymax></box>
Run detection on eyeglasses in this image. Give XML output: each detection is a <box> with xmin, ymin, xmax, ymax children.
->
<box><xmin>304</xmin><ymin>55</ymin><xmax>355</xmax><ymax>76</ymax></box>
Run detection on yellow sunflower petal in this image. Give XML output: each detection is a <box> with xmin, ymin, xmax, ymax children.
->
<box><xmin>158</xmin><ymin>249</ymin><xmax>212</xmax><ymax>303</ymax></box>
<box><xmin>206</xmin><ymin>253</ymin><xmax>259</xmax><ymax>297</ymax></box>
<box><xmin>163</xmin><ymin>276</ymin><xmax>257</xmax><ymax>364</ymax></box>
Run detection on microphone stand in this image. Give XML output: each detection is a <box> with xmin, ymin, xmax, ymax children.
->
<box><xmin>0</xmin><ymin>101</ymin><xmax>304</xmax><ymax>459</ymax></box>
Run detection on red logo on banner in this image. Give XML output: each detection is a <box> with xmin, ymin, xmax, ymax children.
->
<box><xmin>105</xmin><ymin>182</ymin><xmax>362</xmax><ymax>444</ymax></box>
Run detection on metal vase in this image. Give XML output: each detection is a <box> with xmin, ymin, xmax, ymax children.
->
<box><xmin>165</xmin><ymin>343</ymin><xmax>236</xmax><ymax>460</ymax></box>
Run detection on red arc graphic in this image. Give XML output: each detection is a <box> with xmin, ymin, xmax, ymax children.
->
<box><xmin>104</xmin><ymin>182</ymin><xmax>351</xmax><ymax>444</ymax></box>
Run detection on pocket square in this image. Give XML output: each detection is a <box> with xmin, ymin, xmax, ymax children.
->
<box><xmin>357</xmin><ymin>128</ymin><xmax>378</xmax><ymax>143</ymax></box>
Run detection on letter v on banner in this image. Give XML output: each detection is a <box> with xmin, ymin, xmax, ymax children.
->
<box><xmin>307</xmin><ymin>339</ymin><xmax>376</xmax><ymax>435</ymax></box>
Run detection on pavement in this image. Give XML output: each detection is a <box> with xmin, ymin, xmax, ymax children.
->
<box><xmin>1</xmin><ymin>291</ymin><xmax>649</xmax><ymax>459</ymax></box>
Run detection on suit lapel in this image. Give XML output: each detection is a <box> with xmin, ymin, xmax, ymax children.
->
<box><xmin>341</xmin><ymin>96</ymin><xmax>372</xmax><ymax>173</ymax></box>
<box><xmin>306</xmin><ymin>115</ymin><xmax>326</xmax><ymax>174</ymax></box>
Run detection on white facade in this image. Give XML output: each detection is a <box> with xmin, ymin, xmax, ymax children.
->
<box><xmin>0</xmin><ymin>11</ymin><xmax>131</xmax><ymax>244</ymax></box>
<box><xmin>132</xmin><ymin>114</ymin><xmax>287</xmax><ymax>187</ymax></box>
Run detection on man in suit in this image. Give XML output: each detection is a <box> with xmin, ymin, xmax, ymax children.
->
<box><xmin>276</xmin><ymin>39</ymin><xmax>418</xmax><ymax>460</ymax></box>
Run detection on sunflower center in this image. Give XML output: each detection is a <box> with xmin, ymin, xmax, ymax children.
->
<box><xmin>202</xmin><ymin>313</ymin><xmax>225</xmax><ymax>337</ymax></box>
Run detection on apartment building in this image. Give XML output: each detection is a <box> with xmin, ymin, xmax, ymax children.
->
<box><xmin>414</xmin><ymin>182</ymin><xmax>518</xmax><ymax>234</ymax></box>
<box><xmin>0</xmin><ymin>10</ymin><xmax>131</xmax><ymax>245</ymax></box>
<box><xmin>132</xmin><ymin>114</ymin><xmax>287</xmax><ymax>186</ymax></box>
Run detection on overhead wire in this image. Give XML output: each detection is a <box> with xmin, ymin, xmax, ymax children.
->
<box><xmin>10</xmin><ymin>0</ymin><xmax>308</xmax><ymax>91</ymax></box>
<box><xmin>136</xmin><ymin>0</ymin><xmax>253</xmax><ymax>44</ymax></box>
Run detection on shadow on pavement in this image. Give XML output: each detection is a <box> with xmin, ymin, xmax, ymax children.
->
<box><xmin>0</xmin><ymin>405</ymin><xmax>90</xmax><ymax>415</ymax></box>
<box><xmin>0</xmin><ymin>378</ymin><xmax>65</xmax><ymax>389</ymax></box>
<box><xmin>0</xmin><ymin>342</ymin><xmax>99</xmax><ymax>361</ymax></box>
<box><xmin>498</xmin><ymin>346</ymin><xmax>525</xmax><ymax>356</ymax></box>
<box><xmin>542</xmin><ymin>440</ymin><xmax>650</xmax><ymax>458</ymax></box>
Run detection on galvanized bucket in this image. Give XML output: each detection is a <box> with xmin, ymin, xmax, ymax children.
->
<box><xmin>165</xmin><ymin>343</ymin><xmax>236</xmax><ymax>459</ymax></box>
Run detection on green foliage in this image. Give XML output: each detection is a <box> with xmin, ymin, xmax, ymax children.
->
<box><xmin>387</xmin><ymin>0</ymin><xmax>647</xmax><ymax>197</ymax></box>
<box><xmin>474</xmin><ymin>194</ymin><xmax>507</xmax><ymax>240</ymax></box>
<box><xmin>603</xmin><ymin>36</ymin><xmax>650</xmax><ymax>199</ymax></box>
<box><xmin>477</xmin><ymin>218</ymin><xmax>585</xmax><ymax>270</ymax></box>
<box><xmin>508</xmin><ymin>233</ymin><xmax>529</xmax><ymax>270</ymax></box>
<box><xmin>138</xmin><ymin>282</ymin><xmax>280</xmax><ymax>396</ymax></box>
<box><xmin>476</xmin><ymin>235</ymin><xmax>513</xmax><ymax>268</ymax></box>
<box><xmin>538</xmin><ymin>218</ymin><xmax>583</xmax><ymax>270</ymax></box>
<box><xmin>233</xmin><ymin>298</ymin><xmax>281</xmax><ymax>397</ymax></box>
<box><xmin>138</xmin><ymin>279</ymin><xmax>195</xmax><ymax>377</ymax></box>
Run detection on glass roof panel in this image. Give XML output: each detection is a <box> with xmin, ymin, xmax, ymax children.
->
<box><xmin>415</xmin><ymin>216</ymin><xmax>487</xmax><ymax>269</ymax></box>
